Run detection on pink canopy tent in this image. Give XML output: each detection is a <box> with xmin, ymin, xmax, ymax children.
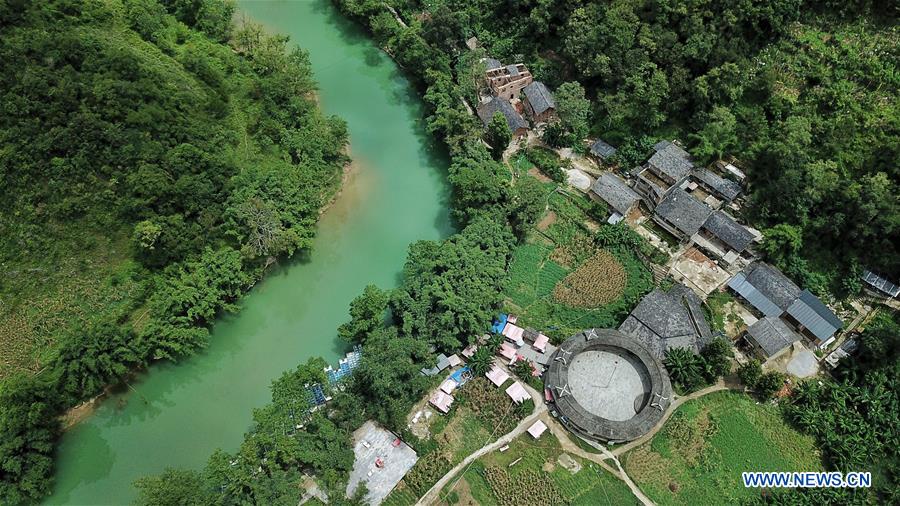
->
<box><xmin>532</xmin><ymin>333</ymin><xmax>550</xmax><ymax>353</ymax></box>
<box><xmin>505</xmin><ymin>381</ymin><xmax>529</xmax><ymax>404</ymax></box>
<box><xmin>499</xmin><ymin>342</ymin><xmax>517</xmax><ymax>361</ymax></box>
<box><xmin>501</xmin><ymin>323</ymin><xmax>525</xmax><ymax>345</ymax></box>
<box><xmin>486</xmin><ymin>366</ymin><xmax>509</xmax><ymax>387</ymax></box>
<box><xmin>429</xmin><ymin>391</ymin><xmax>454</xmax><ymax>413</ymax></box>
<box><xmin>527</xmin><ymin>420</ymin><xmax>547</xmax><ymax>439</ymax></box>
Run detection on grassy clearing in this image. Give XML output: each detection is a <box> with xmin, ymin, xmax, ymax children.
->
<box><xmin>439</xmin><ymin>433</ymin><xmax>638</xmax><ymax>505</ymax></box>
<box><xmin>623</xmin><ymin>391</ymin><xmax>823</xmax><ymax>505</ymax></box>
<box><xmin>0</xmin><ymin>229</ymin><xmax>141</xmax><ymax>379</ymax></box>
<box><xmin>704</xmin><ymin>291</ymin><xmax>741</xmax><ymax>335</ymax></box>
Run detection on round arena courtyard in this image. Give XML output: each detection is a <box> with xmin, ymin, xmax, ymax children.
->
<box><xmin>545</xmin><ymin>328</ymin><xmax>672</xmax><ymax>443</ymax></box>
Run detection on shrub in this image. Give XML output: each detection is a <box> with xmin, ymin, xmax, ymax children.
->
<box><xmin>524</xmin><ymin>147</ymin><xmax>566</xmax><ymax>182</ymax></box>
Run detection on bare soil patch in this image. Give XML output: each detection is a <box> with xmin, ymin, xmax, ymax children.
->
<box><xmin>536</xmin><ymin>210</ymin><xmax>557</xmax><ymax>231</ymax></box>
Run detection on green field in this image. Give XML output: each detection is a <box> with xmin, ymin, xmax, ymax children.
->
<box><xmin>438</xmin><ymin>433</ymin><xmax>639</xmax><ymax>505</ymax></box>
<box><xmin>623</xmin><ymin>391</ymin><xmax>823</xmax><ymax>505</ymax></box>
<box><xmin>501</xmin><ymin>192</ymin><xmax>653</xmax><ymax>342</ymax></box>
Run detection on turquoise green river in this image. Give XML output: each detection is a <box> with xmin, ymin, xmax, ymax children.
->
<box><xmin>47</xmin><ymin>1</ymin><xmax>450</xmax><ymax>503</ymax></box>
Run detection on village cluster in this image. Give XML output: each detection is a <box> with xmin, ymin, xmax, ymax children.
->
<box><xmin>301</xmin><ymin>58</ymin><xmax>899</xmax><ymax>506</ymax></box>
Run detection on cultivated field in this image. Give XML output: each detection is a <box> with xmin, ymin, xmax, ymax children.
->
<box><xmin>501</xmin><ymin>192</ymin><xmax>652</xmax><ymax>342</ymax></box>
<box><xmin>622</xmin><ymin>391</ymin><xmax>823</xmax><ymax>505</ymax></box>
<box><xmin>436</xmin><ymin>434</ymin><xmax>639</xmax><ymax>505</ymax></box>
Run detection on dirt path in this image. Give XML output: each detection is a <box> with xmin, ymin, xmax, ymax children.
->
<box><xmin>418</xmin><ymin>373</ymin><xmax>731</xmax><ymax>505</ymax></box>
<box><xmin>415</xmin><ymin>381</ymin><xmax>547</xmax><ymax>506</ymax></box>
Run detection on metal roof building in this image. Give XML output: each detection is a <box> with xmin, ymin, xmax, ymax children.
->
<box><xmin>786</xmin><ymin>289</ymin><xmax>843</xmax><ymax>343</ymax></box>
<box><xmin>862</xmin><ymin>270</ymin><xmax>900</xmax><ymax>297</ymax></box>
<box><xmin>728</xmin><ymin>263</ymin><xmax>800</xmax><ymax>317</ymax></box>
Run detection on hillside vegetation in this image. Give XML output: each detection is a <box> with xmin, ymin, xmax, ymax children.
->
<box><xmin>0</xmin><ymin>0</ymin><xmax>348</xmax><ymax>502</ymax></box>
<box><xmin>370</xmin><ymin>0</ymin><xmax>899</xmax><ymax>295</ymax></box>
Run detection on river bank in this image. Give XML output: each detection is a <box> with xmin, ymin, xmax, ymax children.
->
<box><xmin>45</xmin><ymin>1</ymin><xmax>450</xmax><ymax>503</ymax></box>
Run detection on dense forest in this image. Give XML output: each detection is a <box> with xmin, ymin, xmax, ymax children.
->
<box><xmin>363</xmin><ymin>0</ymin><xmax>899</xmax><ymax>296</ymax></box>
<box><xmin>0</xmin><ymin>0</ymin><xmax>348</xmax><ymax>502</ymax></box>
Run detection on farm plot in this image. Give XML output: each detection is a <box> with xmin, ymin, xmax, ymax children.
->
<box><xmin>438</xmin><ymin>435</ymin><xmax>638</xmax><ymax>505</ymax></box>
<box><xmin>553</xmin><ymin>250</ymin><xmax>627</xmax><ymax>307</ymax></box>
<box><xmin>623</xmin><ymin>391</ymin><xmax>823</xmax><ymax>505</ymax></box>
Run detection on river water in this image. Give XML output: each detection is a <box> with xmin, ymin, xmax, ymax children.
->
<box><xmin>47</xmin><ymin>1</ymin><xmax>450</xmax><ymax>503</ymax></box>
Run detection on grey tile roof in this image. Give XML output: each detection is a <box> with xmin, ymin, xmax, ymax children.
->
<box><xmin>483</xmin><ymin>57</ymin><xmax>502</xmax><ymax>70</ymax></box>
<box><xmin>691</xmin><ymin>168</ymin><xmax>742</xmax><ymax>201</ymax></box>
<box><xmin>747</xmin><ymin>317</ymin><xmax>801</xmax><ymax>357</ymax></box>
<box><xmin>590</xmin><ymin>139</ymin><xmax>617</xmax><ymax>159</ymax></box>
<box><xmin>476</xmin><ymin>97</ymin><xmax>528</xmax><ymax>132</ymax></box>
<box><xmin>647</xmin><ymin>141</ymin><xmax>693</xmax><ymax>181</ymax></box>
<box><xmin>506</xmin><ymin>64</ymin><xmax>520</xmax><ymax>76</ymax></box>
<box><xmin>618</xmin><ymin>283</ymin><xmax>712</xmax><ymax>358</ymax></box>
<box><xmin>590</xmin><ymin>173</ymin><xmax>640</xmax><ymax>215</ymax></box>
<box><xmin>728</xmin><ymin>263</ymin><xmax>800</xmax><ymax>317</ymax></box>
<box><xmin>702</xmin><ymin>211</ymin><xmax>754</xmax><ymax>252</ymax></box>
<box><xmin>420</xmin><ymin>353</ymin><xmax>451</xmax><ymax>376</ymax></box>
<box><xmin>786</xmin><ymin>290</ymin><xmax>842</xmax><ymax>342</ymax></box>
<box><xmin>654</xmin><ymin>188</ymin><xmax>712</xmax><ymax>236</ymax></box>
<box><xmin>523</xmin><ymin>81</ymin><xmax>555</xmax><ymax>115</ymax></box>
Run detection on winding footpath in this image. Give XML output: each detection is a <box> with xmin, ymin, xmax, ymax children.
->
<box><xmin>415</xmin><ymin>388</ymin><xmax>547</xmax><ymax>505</ymax></box>
<box><xmin>417</xmin><ymin>371</ymin><xmax>732</xmax><ymax>505</ymax></box>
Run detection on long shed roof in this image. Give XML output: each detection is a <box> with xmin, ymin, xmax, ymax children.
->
<box><xmin>702</xmin><ymin>211</ymin><xmax>754</xmax><ymax>252</ymax></box>
<box><xmin>786</xmin><ymin>290</ymin><xmax>842</xmax><ymax>342</ymax></box>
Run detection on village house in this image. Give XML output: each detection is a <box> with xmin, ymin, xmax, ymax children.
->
<box><xmin>485</xmin><ymin>63</ymin><xmax>533</xmax><ymax>101</ymax></box>
<box><xmin>651</xmin><ymin>185</ymin><xmax>756</xmax><ymax>266</ymax></box>
<box><xmin>632</xmin><ymin>140</ymin><xmax>743</xmax><ymax>211</ymax></box>
<box><xmin>618</xmin><ymin>282</ymin><xmax>713</xmax><ymax>359</ymax></box>
<box><xmin>728</xmin><ymin>262</ymin><xmax>843</xmax><ymax>349</ymax></box>
<box><xmin>589</xmin><ymin>138</ymin><xmax>617</xmax><ymax>162</ymax></box>
<box><xmin>476</xmin><ymin>96</ymin><xmax>529</xmax><ymax>138</ymax></box>
<box><xmin>522</xmin><ymin>81</ymin><xmax>556</xmax><ymax>123</ymax></box>
<box><xmin>590</xmin><ymin>172</ymin><xmax>641</xmax><ymax>224</ymax></box>
<box><xmin>743</xmin><ymin>316</ymin><xmax>801</xmax><ymax>360</ymax></box>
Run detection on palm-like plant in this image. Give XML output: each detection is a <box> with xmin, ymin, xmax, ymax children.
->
<box><xmin>664</xmin><ymin>347</ymin><xmax>702</xmax><ymax>391</ymax></box>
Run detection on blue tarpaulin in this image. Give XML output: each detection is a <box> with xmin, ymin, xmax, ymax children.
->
<box><xmin>491</xmin><ymin>314</ymin><xmax>508</xmax><ymax>333</ymax></box>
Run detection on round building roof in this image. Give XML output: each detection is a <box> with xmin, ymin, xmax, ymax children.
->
<box><xmin>545</xmin><ymin>328</ymin><xmax>672</xmax><ymax>443</ymax></box>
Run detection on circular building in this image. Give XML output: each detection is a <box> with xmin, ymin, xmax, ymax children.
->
<box><xmin>545</xmin><ymin>328</ymin><xmax>672</xmax><ymax>443</ymax></box>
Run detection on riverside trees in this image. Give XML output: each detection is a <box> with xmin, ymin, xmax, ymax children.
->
<box><xmin>0</xmin><ymin>0</ymin><xmax>348</xmax><ymax>501</ymax></box>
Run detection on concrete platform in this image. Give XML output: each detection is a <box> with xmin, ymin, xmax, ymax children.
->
<box><xmin>346</xmin><ymin>421</ymin><xmax>418</xmax><ymax>505</ymax></box>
